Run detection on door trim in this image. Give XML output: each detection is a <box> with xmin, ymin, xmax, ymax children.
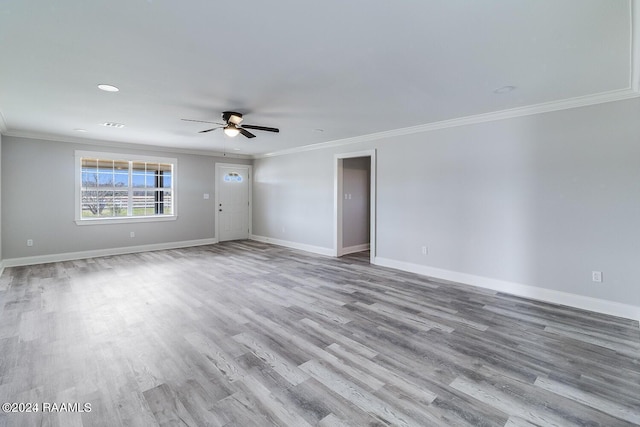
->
<box><xmin>215</xmin><ymin>163</ymin><xmax>253</xmax><ymax>242</ymax></box>
<box><xmin>334</xmin><ymin>149</ymin><xmax>376</xmax><ymax>263</ymax></box>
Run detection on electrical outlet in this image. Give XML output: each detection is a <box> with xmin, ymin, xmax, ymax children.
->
<box><xmin>203</xmin><ymin>193</ymin><xmax>210</xmax><ymax>200</ymax></box>
<box><xmin>27</xmin><ymin>239</ymin><xmax>33</xmax><ymax>247</ymax></box>
<box><xmin>130</xmin><ymin>231</ymin><xmax>135</xmax><ymax>238</ymax></box>
<box><xmin>591</xmin><ymin>271</ymin><xmax>602</xmax><ymax>283</ymax></box>
<box><xmin>421</xmin><ymin>246</ymin><xmax>428</xmax><ymax>255</ymax></box>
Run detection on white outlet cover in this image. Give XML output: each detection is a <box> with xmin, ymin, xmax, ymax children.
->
<box><xmin>204</xmin><ymin>193</ymin><xmax>210</xmax><ymax>199</ymax></box>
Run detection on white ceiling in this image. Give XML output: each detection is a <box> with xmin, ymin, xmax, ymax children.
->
<box><xmin>0</xmin><ymin>0</ymin><xmax>635</xmax><ymax>156</ymax></box>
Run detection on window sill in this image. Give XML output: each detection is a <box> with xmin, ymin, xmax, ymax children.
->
<box><xmin>75</xmin><ymin>215</ymin><xmax>177</xmax><ymax>226</ymax></box>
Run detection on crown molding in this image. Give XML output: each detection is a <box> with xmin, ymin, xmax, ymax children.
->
<box><xmin>255</xmin><ymin>88</ymin><xmax>640</xmax><ymax>159</ymax></box>
<box><xmin>253</xmin><ymin>0</ymin><xmax>640</xmax><ymax>159</ymax></box>
<box><xmin>4</xmin><ymin>1</ymin><xmax>640</xmax><ymax>160</ymax></box>
<box><xmin>1</xmin><ymin>130</ymin><xmax>251</xmax><ymax>159</ymax></box>
<box><xmin>5</xmin><ymin>90</ymin><xmax>640</xmax><ymax>163</ymax></box>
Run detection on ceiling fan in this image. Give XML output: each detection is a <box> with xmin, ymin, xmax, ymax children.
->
<box><xmin>182</xmin><ymin>111</ymin><xmax>279</xmax><ymax>139</ymax></box>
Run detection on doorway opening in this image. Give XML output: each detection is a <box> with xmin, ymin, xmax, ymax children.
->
<box><xmin>334</xmin><ymin>150</ymin><xmax>376</xmax><ymax>263</ymax></box>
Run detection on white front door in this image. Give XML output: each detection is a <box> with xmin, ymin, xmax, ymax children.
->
<box><xmin>216</xmin><ymin>164</ymin><xmax>250</xmax><ymax>242</ymax></box>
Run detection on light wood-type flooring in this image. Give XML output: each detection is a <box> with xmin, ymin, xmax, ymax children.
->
<box><xmin>0</xmin><ymin>240</ymin><xmax>639</xmax><ymax>426</ymax></box>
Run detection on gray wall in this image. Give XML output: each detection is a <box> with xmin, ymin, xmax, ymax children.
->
<box><xmin>1</xmin><ymin>136</ymin><xmax>251</xmax><ymax>259</ymax></box>
<box><xmin>253</xmin><ymin>98</ymin><xmax>640</xmax><ymax>307</ymax></box>
<box><xmin>342</xmin><ymin>157</ymin><xmax>370</xmax><ymax>248</ymax></box>
<box><xmin>253</xmin><ymin>149</ymin><xmax>335</xmax><ymax>247</ymax></box>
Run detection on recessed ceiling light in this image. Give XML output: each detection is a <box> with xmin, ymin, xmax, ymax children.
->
<box><xmin>74</xmin><ymin>128</ymin><xmax>87</xmax><ymax>132</ymax></box>
<box><xmin>98</xmin><ymin>84</ymin><xmax>119</xmax><ymax>92</ymax></box>
<box><xmin>494</xmin><ymin>85</ymin><xmax>516</xmax><ymax>94</ymax></box>
<box><xmin>101</xmin><ymin>122</ymin><xmax>125</xmax><ymax>128</ymax></box>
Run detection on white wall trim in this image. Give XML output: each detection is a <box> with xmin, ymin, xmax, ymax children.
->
<box><xmin>334</xmin><ymin>157</ymin><xmax>343</xmax><ymax>256</ymax></box>
<box><xmin>2</xmin><ymin>238</ymin><xmax>218</xmax><ymax>268</ymax></box>
<box><xmin>2</xmin><ymin>131</ymin><xmax>251</xmax><ymax>159</ymax></box>
<box><xmin>256</xmin><ymin>89</ymin><xmax>640</xmax><ymax>159</ymax></box>
<box><xmin>0</xmin><ymin>261</ymin><xmax>5</xmax><ymax>278</ymax></box>
<box><xmin>341</xmin><ymin>243</ymin><xmax>370</xmax><ymax>256</ymax></box>
<box><xmin>374</xmin><ymin>257</ymin><xmax>640</xmax><ymax>322</ymax></box>
<box><xmin>250</xmin><ymin>235</ymin><xmax>334</xmax><ymax>257</ymax></box>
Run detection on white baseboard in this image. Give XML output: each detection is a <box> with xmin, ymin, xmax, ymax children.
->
<box><xmin>374</xmin><ymin>257</ymin><xmax>640</xmax><ymax>322</ymax></box>
<box><xmin>0</xmin><ymin>260</ymin><xmax>4</xmax><ymax>278</ymax></box>
<box><xmin>249</xmin><ymin>235</ymin><xmax>334</xmax><ymax>257</ymax></box>
<box><xmin>341</xmin><ymin>243</ymin><xmax>370</xmax><ymax>256</ymax></box>
<box><xmin>2</xmin><ymin>238</ymin><xmax>218</xmax><ymax>268</ymax></box>
<box><xmin>7</xmin><ymin>238</ymin><xmax>635</xmax><ymax>321</ymax></box>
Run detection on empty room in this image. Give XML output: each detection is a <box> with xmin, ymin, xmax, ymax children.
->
<box><xmin>0</xmin><ymin>1</ymin><xmax>639</xmax><ymax>426</ymax></box>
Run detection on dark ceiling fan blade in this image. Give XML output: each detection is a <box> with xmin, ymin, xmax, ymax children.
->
<box><xmin>241</xmin><ymin>124</ymin><xmax>279</xmax><ymax>133</ymax></box>
<box><xmin>239</xmin><ymin>128</ymin><xmax>256</xmax><ymax>138</ymax></box>
<box><xmin>199</xmin><ymin>127</ymin><xmax>221</xmax><ymax>133</ymax></box>
<box><xmin>182</xmin><ymin>118</ymin><xmax>224</xmax><ymax>125</ymax></box>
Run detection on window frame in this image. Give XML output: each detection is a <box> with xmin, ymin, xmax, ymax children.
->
<box><xmin>74</xmin><ymin>150</ymin><xmax>178</xmax><ymax>225</ymax></box>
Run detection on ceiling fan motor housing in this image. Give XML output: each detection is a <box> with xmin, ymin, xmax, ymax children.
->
<box><xmin>222</xmin><ymin>111</ymin><xmax>243</xmax><ymax>125</ymax></box>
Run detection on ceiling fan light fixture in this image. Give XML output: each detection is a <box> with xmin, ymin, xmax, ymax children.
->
<box><xmin>185</xmin><ymin>111</ymin><xmax>278</xmax><ymax>138</ymax></box>
<box><xmin>224</xmin><ymin>124</ymin><xmax>240</xmax><ymax>137</ymax></box>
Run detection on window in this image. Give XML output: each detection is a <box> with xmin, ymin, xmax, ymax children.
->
<box><xmin>223</xmin><ymin>172</ymin><xmax>243</xmax><ymax>182</ymax></box>
<box><xmin>75</xmin><ymin>151</ymin><xmax>177</xmax><ymax>224</ymax></box>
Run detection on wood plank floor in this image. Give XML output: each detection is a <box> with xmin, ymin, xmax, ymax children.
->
<box><xmin>0</xmin><ymin>240</ymin><xmax>638</xmax><ymax>426</ymax></box>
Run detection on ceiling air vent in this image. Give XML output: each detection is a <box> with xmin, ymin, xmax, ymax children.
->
<box><xmin>101</xmin><ymin>122</ymin><xmax>125</xmax><ymax>128</ymax></box>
